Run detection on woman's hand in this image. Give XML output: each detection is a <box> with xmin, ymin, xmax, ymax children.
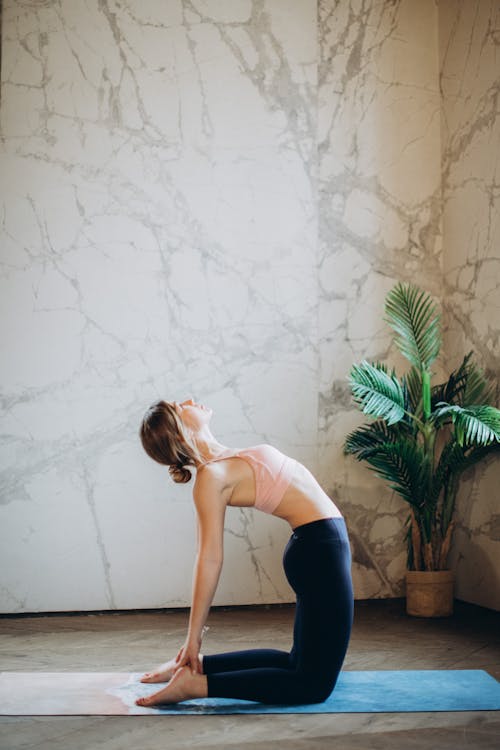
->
<box><xmin>174</xmin><ymin>637</ymin><xmax>202</xmax><ymax>675</ymax></box>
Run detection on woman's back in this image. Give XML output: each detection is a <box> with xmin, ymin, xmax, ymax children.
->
<box><xmin>196</xmin><ymin>444</ymin><xmax>342</xmax><ymax>528</ymax></box>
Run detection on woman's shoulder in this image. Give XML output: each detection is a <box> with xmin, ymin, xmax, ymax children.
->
<box><xmin>192</xmin><ymin>463</ymin><xmax>228</xmax><ymax>499</ymax></box>
<box><xmin>238</xmin><ymin>443</ymin><xmax>281</xmax><ymax>455</ymax></box>
<box><xmin>244</xmin><ymin>443</ymin><xmax>294</xmax><ymax>461</ymax></box>
<box><xmin>195</xmin><ymin>460</ymin><xmax>227</xmax><ymax>481</ymax></box>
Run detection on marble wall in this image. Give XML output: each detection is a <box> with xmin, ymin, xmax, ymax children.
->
<box><xmin>0</xmin><ymin>0</ymin><xmax>319</xmax><ymax>614</ymax></box>
<box><xmin>317</xmin><ymin>0</ymin><xmax>444</xmax><ymax>600</ymax></box>
<box><xmin>0</xmin><ymin>0</ymin><xmax>498</xmax><ymax>613</ymax></box>
<box><xmin>439</xmin><ymin>0</ymin><xmax>500</xmax><ymax>610</ymax></box>
<box><xmin>317</xmin><ymin>0</ymin><xmax>499</xmax><ymax>610</ymax></box>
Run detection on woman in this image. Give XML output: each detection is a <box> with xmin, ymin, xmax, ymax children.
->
<box><xmin>135</xmin><ymin>397</ymin><xmax>353</xmax><ymax>707</ymax></box>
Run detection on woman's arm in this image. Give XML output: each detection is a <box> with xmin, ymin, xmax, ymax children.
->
<box><xmin>180</xmin><ymin>470</ymin><xmax>227</xmax><ymax>669</ymax></box>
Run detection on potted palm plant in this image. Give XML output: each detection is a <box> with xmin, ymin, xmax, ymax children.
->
<box><xmin>343</xmin><ymin>281</ymin><xmax>500</xmax><ymax>617</ymax></box>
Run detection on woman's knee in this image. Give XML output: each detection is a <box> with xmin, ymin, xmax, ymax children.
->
<box><xmin>298</xmin><ymin>683</ymin><xmax>333</xmax><ymax>704</ymax></box>
<box><xmin>286</xmin><ymin>672</ymin><xmax>336</xmax><ymax>705</ymax></box>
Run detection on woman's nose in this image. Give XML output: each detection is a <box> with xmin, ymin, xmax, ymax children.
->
<box><xmin>182</xmin><ymin>397</ymin><xmax>195</xmax><ymax>406</ymax></box>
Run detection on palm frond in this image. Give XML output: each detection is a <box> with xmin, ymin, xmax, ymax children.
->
<box><xmin>431</xmin><ymin>351</ymin><xmax>496</xmax><ymax>408</ymax></box>
<box><xmin>430</xmin><ymin>441</ymin><xmax>465</xmax><ymax>504</ymax></box>
<box><xmin>404</xmin><ymin>366</ymin><xmax>423</xmax><ymax>415</ymax></box>
<box><xmin>432</xmin><ymin>440</ymin><xmax>500</xmax><ymax>537</ymax></box>
<box><xmin>433</xmin><ymin>403</ymin><xmax>500</xmax><ymax>446</ymax></box>
<box><xmin>457</xmin><ymin>441</ymin><xmax>500</xmax><ymax>470</ymax></box>
<box><xmin>383</xmin><ymin>282</ymin><xmax>441</xmax><ymax>369</ymax></box>
<box><xmin>347</xmin><ymin>360</ymin><xmax>405</xmax><ymax>425</ymax></box>
<box><xmin>343</xmin><ymin>419</ymin><xmax>412</xmax><ymax>459</ymax></box>
<box><xmin>433</xmin><ymin>440</ymin><xmax>500</xmax><ymax>496</ymax></box>
<box><xmin>360</xmin><ymin>439</ymin><xmax>431</xmax><ymax>508</ymax></box>
<box><xmin>431</xmin><ymin>352</ymin><xmax>473</xmax><ymax>406</ymax></box>
<box><xmin>462</xmin><ymin>361</ymin><xmax>497</xmax><ymax>406</ymax></box>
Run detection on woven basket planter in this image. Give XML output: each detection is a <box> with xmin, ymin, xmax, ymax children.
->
<box><xmin>405</xmin><ymin>570</ymin><xmax>454</xmax><ymax>617</ymax></box>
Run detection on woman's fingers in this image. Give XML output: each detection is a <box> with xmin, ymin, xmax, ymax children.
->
<box><xmin>172</xmin><ymin>640</ymin><xmax>200</xmax><ymax>674</ymax></box>
<box><xmin>173</xmin><ymin>651</ymin><xmax>196</xmax><ymax>674</ymax></box>
<box><xmin>175</xmin><ymin>649</ymin><xmax>188</xmax><ymax>668</ymax></box>
<box><xmin>188</xmin><ymin>649</ymin><xmax>200</xmax><ymax>673</ymax></box>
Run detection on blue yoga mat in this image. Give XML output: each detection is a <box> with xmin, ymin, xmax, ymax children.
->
<box><xmin>132</xmin><ymin>669</ymin><xmax>500</xmax><ymax>714</ymax></box>
<box><xmin>0</xmin><ymin>670</ymin><xmax>498</xmax><ymax>714</ymax></box>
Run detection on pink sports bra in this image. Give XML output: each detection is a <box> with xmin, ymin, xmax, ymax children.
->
<box><xmin>198</xmin><ymin>444</ymin><xmax>298</xmax><ymax>515</ymax></box>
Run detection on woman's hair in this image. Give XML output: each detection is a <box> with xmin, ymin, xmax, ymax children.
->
<box><xmin>139</xmin><ymin>400</ymin><xmax>204</xmax><ymax>484</ymax></box>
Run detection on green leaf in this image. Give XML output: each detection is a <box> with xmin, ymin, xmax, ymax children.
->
<box><xmin>404</xmin><ymin>365</ymin><xmax>423</xmax><ymax>415</ymax></box>
<box><xmin>360</xmin><ymin>439</ymin><xmax>430</xmax><ymax>508</ymax></box>
<box><xmin>343</xmin><ymin>419</ymin><xmax>411</xmax><ymax>458</ymax></box>
<box><xmin>431</xmin><ymin>352</ymin><xmax>473</xmax><ymax>406</ymax></box>
<box><xmin>433</xmin><ymin>403</ymin><xmax>500</xmax><ymax>446</ymax></box>
<box><xmin>430</xmin><ymin>440</ymin><xmax>465</xmax><ymax>503</ymax></box>
<box><xmin>462</xmin><ymin>361</ymin><xmax>497</xmax><ymax>406</ymax></box>
<box><xmin>347</xmin><ymin>360</ymin><xmax>406</xmax><ymax>425</ymax></box>
<box><xmin>434</xmin><ymin>440</ymin><xmax>500</xmax><ymax>492</ymax></box>
<box><xmin>432</xmin><ymin>351</ymin><xmax>497</xmax><ymax>408</ymax></box>
<box><xmin>431</xmin><ymin>439</ymin><xmax>500</xmax><ymax>514</ymax></box>
<box><xmin>383</xmin><ymin>282</ymin><xmax>441</xmax><ymax>369</ymax></box>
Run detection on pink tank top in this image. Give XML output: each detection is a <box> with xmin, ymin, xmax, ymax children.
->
<box><xmin>198</xmin><ymin>444</ymin><xmax>298</xmax><ymax>515</ymax></box>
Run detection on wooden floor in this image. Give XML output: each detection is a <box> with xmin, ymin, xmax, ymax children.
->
<box><xmin>0</xmin><ymin>598</ymin><xmax>499</xmax><ymax>749</ymax></box>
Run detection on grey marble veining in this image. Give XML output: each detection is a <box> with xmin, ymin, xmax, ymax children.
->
<box><xmin>0</xmin><ymin>0</ymin><xmax>498</xmax><ymax>613</ymax></box>
<box><xmin>317</xmin><ymin>0</ymin><xmax>444</xmax><ymax>600</ymax></box>
<box><xmin>438</xmin><ymin>0</ymin><xmax>500</xmax><ymax>610</ymax></box>
<box><xmin>317</xmin><ymin>0</ymin><xmax>499</xmax><ymax>608</ymax></box>
<box><xmin>0</xmin><ymin>0</ymin><xmax>316</xmax><ymax>613</ymax></box>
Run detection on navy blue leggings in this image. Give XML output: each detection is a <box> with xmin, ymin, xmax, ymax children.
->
<box><xmin>204</xmin><ymin>517</ymin><xmax>354</xmax><ymax>704</ymax></box>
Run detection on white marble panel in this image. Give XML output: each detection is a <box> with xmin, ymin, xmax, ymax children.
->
<box><xmin>1</xmin><ymin>0</ymin><xmax>498</xmax><ymax>614</ymax></box>
<box><xmin>318</xmin><ymin>0</ymin><xmax>443</xmax><ymax>600</ymax></box>
<box><xmin>439</xmin><ymin>0</ymin><xmax>500</xmax><ymax>610</ymax></box>
<box><xmin>0</xmin><ymin>0</ymin><xmax>316</xmax><ymax>613</ymax></box>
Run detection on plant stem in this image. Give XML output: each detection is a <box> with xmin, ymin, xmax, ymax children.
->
<box><xmin>403</xmin><ymin>408</ymin><xmax>425</xmax><ymax>432</ymax></box>
<box><xmin>422</xmin><ymin>370</ymin><xmax>431</xmax><ymax>420</ymax></box>
<box><xmin>422</xmin><ymin>422</ymin><xmax>436</xmax><ymax>458</ymax></box>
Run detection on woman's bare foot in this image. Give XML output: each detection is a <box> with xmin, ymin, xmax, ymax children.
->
<box><xmin>140</xmin><ymin>654</ymin><xmax>204</xmax><ymax>683</ymax></box>
<box><xmin>140</xmin><ymin>656</ymin><xmax>177</xmax><ymax>683</ymax></box>
<box><xmin>136</xmin><ymin>666</ymin><xmax>208</xmax><ymax>706</ymax></box>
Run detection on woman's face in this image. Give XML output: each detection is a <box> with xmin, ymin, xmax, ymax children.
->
<box><xmin>172</xmin><ymin>397</ymin><xmax>213</xmax><ymax>433</ymax></box>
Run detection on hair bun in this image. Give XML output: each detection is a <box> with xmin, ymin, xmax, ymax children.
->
<box><xmin>168</xmin><ymin>463</ymin><xmax>192</xmax><ymax>484</ymax></box>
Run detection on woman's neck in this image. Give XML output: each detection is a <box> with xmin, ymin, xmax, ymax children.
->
<box><xmin>196</xmin><ymin>441</ymin><xmax>230</xmax><ymax>463</ymax></box>
<box><xmin>191</xmin><ymin>428</ymin><xmax>230</xmax><ymax>466</ymax></box>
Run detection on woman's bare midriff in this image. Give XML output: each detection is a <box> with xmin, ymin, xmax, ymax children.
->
<box><xmin>198</xmin><ymin>456</ymin><xmax>343</xmax><ymax>530</ymax></box>
<box><xmin>272</xmin><ymin>460</ymin><xmax>343</xmax><ymax>529</ymax></box>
